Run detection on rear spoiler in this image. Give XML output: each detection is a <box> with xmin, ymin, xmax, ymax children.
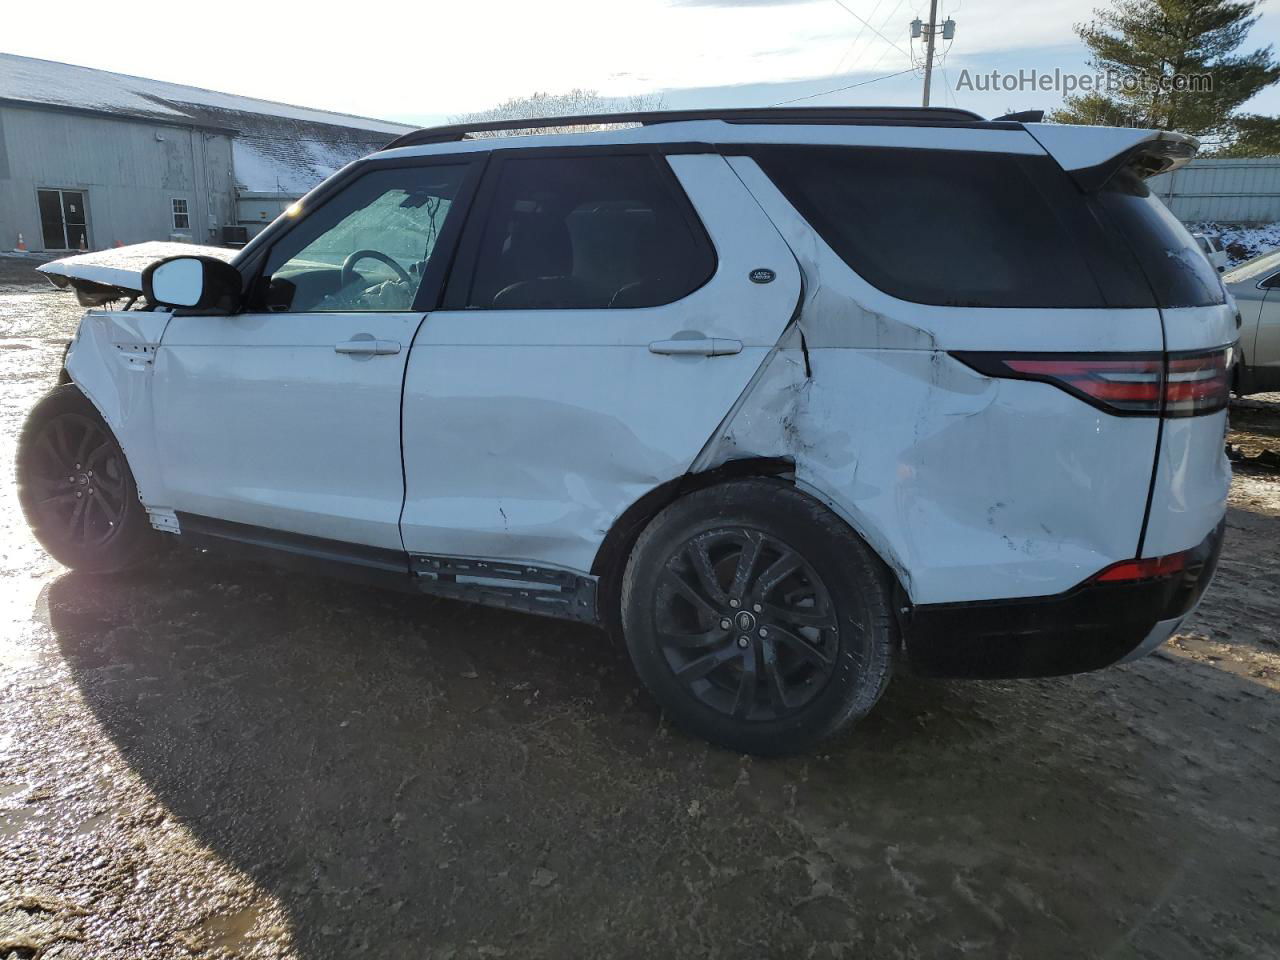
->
<box><xmin>1022</xmin><ymin>123</ymin><xmax>1199</xmax><ymax>192</ymax></box>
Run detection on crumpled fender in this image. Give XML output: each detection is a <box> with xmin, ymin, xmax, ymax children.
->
<box><xmin>63</xmin><ymin>309</ymin><xmax>174</xmax><ymax>518</ymax></box>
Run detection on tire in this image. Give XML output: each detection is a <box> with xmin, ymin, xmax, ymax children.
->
<box><xmin>621</xmin><ymin>478</ymin><xmax>896</xmax><ymax>756</ymax></box>
<box><xmin>16</xmin><ymin>384</ymin><xmax>156</xmax><ymax>574</ymax></box>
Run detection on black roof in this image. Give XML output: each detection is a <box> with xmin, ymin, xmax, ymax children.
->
<box><xmin>381</xmin><ymin>106</ymin><xmax>989</xmax><ymax>151</ymax></box>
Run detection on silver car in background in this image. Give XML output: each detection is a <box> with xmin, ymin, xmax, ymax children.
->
<box><xmin>1192</xmin><ymin>232</ymin><xmax>1228</xmax><ymax>273</ymax></box>
<box><xmin>1224</xmin><ymin>249</ymin><xmax>1280</xmax><ymax>395</ymax></box>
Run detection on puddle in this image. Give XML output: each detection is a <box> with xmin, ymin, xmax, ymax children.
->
<box><xmin>201</xmin><ymin>904</ymin><xmax>265</xmax><ymax>951</ymax></box>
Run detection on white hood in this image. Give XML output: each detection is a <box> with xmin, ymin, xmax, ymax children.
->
<box><xmin>38</xmin><ymin>241</ymin><xmax>237</xmax><ymax>296</ymax></box>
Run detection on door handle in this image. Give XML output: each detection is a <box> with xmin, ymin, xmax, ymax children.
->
<box><xmin>335</xmin><ymin>337</ymin><xmax>401</xmax><ymax>357</ymax></box>
<box><xmin>648</xmin><ymin>337</ymin><xmax>742</xmax><ymax>357</ymax></box>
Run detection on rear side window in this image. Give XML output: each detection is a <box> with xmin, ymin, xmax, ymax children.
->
<box><xmin>464</xmin><ymin>154</ymin><xmax>715</xmax><ymax>310</ymax></box>
<box><xmin>1095</xmin><ymin>172</ymin><xmax>1225</xmax><ymax>308</ymax></box>
<box><xmin>755</xmin><ymin>146</ymin><xmax>1112</xmax><ymax>309</ymax></box>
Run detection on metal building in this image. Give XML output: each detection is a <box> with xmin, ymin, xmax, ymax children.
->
<box><xmin>0</xmin><ymin>54</ymin><xmax>412</xmax><ymax>252</ymax></box>
<box><xmin>1148</xmin><ymin>156</ymin><xmax>1280</xmax><ymax>225</ymax></box>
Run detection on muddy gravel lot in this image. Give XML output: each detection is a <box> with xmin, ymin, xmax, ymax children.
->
<box><xmin>1</xmin><ymin>255</ymin><xmax>1278</xmax><ymax>959</ymax></box>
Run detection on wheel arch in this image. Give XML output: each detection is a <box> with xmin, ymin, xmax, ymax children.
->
<box><xmin>61</xmin><ymin>311</ymin><xmax>170</xmax><ymax>510</ymax></box>
<box><xmin>591</xmin><ymin>457</ymin><xmax>792</xmax><ymax>633</ymax></box>
<box><xmin>590</xmin><ymin>457</ymin><xmax>911</xmax><ymax>635</ymax></box>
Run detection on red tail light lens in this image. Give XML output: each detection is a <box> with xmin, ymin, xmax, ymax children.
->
<box><xmin>1164</xmin><ymin>348</ymin><xmax>1232</xmax><ymax>416</ymax></box>
<box><xmin>952</xmin><ymin>346</ymin><xmax>1234</xmax><ymax>417</ymax></box>
<box><xmin>1004</xmin><ymin>357</ymin><xmax>1162</xmax><ymax>413</ymax></box>
<box><xmin>1093</xmin><ymin>551</ymin><xmax>1188</xmax><ymax>583</ymax></box>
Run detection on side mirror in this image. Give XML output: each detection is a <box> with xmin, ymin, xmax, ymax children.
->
<box><xmin>142</xmin><ymin>256</ymin><xmax>241</xmax><ymax>311</ymax></box>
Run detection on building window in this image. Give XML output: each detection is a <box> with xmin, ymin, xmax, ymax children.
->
<box><xmin>172</xmin><ymin>198</ymin><xmax>190</xmax><ymax>230</ymax></box>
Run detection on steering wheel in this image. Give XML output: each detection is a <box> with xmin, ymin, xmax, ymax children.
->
<box><xmin>340</xmin><ymin>249</ymin><xmax>412</xmax><ymax>288</ymax></box>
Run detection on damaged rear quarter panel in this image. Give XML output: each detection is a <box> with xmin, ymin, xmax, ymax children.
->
<box><xmin>710</xmin><ymin>156</ymin><xmax>1165</xmax><ymax>605</ymax></box>
<box><xmin>63</xmin><ymin>309</ymin><xmax>172</xmax><ymax>511</ymax></box>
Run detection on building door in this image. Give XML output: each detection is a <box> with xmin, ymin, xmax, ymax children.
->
<box><xmin>37</xmin><ymin>189</ymin><xmax>88</xmax><ymax>250</ymax></box>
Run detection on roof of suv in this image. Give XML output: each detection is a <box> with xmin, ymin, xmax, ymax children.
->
<box><xmin>381</xmin><ymin>106</ymin><xmax>996</xmax><ymax>150</ymax></box>
<box><xmin>374</xmin><ymin>107</ymin><xmax>1199</xmax><ymax>189</ymax></box>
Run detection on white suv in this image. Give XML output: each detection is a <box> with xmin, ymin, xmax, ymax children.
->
<box><xmin>19</xmin><ymin>107</ymin><xmax>1234</xmax><ymax>755</ymax></box>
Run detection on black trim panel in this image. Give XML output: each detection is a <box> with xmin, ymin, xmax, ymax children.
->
<box><xmin>175</xmin><ymin>513</ymin><xmax>414</xmax><ymax>590</ymax></box>
<box><xmin>904</xmin><ymin>519</ymin><xmax>1225</xmax><ymax>678</ymax></box>
<box><xmin>172</xmin><ymin>514</ymin><xmax>602</xmax><ymax>623</ymax></box>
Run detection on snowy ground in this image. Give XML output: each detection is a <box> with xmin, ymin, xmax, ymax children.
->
<box><xmin>0</xmin><ymin>258</ymin><xmax>1278</xmax><ymax>959</ymax></box>
<box><xmin>1192</xmin><ymin>221</ymin><xmax>1280</xmax><ymax>266</ymax></box>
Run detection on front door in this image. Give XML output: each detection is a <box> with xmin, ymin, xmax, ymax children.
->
<box><xmin>399</xmin><ymin>150</ymin><xmax>803</xmax><ymax>574</ymax></box>
<box><xmin>152</xmin><ymin>159</ymin><xmax>477</xmax><ymax>552</ymax></box>
<box><xmin>1255</xmin><ymin>288</ymin><xmax>1280</xmax><ymax>388</ymax></box>
<box><xmin>37</xmin><ymin>188</ymin><xmax>88</xmax><ymax>250</ymax></box>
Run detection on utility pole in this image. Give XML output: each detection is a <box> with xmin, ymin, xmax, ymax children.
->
<box><xmin>922</xmin><ymin>0</ymin><xmax>938</xmax><ymax>106</ymax></box>
<box><xmin>911</xmin><ymin>6</ymin><xmax>956</xmax><ymax>107</ymax></box>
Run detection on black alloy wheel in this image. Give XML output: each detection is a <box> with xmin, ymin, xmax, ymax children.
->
<box><xmin>654</xmin><ymin>528</ymin><xmax>839</xmax><ymax>721</ymax></box>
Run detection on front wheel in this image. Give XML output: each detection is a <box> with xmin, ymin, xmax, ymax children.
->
<box><xmin>621</xmin><ymin>479</ymin><xmax>896</xmax><ymax>756</ymax></box>
<box><xmin>16</xmin><ymin>384</ymin><xmax>156</xmax><ymax>573</ymax></box>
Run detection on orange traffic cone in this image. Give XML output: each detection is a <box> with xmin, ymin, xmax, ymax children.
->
<box><xmin>113</xmin><ymin>239</ymin><xmax>124</xmax><ymax>248</ymax></box>
<box><xmin>14</xmin><ymin>233</ymin><xmax>27</xmax><ymax>252</ymax></box>
<box><xmin>78</xmin><ymin>235</ymin><xmax>87</xmax><ymax>252</ymax></box>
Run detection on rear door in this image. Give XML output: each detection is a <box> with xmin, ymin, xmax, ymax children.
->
<box><xmin>398</xmin><ymin>149</ymin><xmax>802</xmax><ymax>573</ymax></box>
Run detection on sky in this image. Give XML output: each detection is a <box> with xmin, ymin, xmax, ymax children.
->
<box><xmin>5</xmin><ymin>0</ymin><xmax>1280</xmax><ymax>125</ymax></box>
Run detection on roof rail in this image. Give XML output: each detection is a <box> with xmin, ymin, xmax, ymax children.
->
<box><xmin>381</xmin><ymin>105</ymin><xmax>987</xmax><ymax>150</ymax></box>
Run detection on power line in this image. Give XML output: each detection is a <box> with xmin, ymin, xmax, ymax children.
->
<box><xmin>770</xmin><ymin>67</ymin><xmax>917</xmax><ymax>107</ymax></box>
<box><xmin>832</xmin><ymin>0</ymin><xmax>886</xmax><ymax>74</ymax></box>
<box><xmin>828</xmin><ymin>0</ymin><xmax>910</xmax><ymax>58</ymax></box>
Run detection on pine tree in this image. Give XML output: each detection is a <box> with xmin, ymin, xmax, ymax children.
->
<box><xmin>1049</xmin><ymin>0</ymin><xmax>1280</xmax><ymax>143</ymax></box>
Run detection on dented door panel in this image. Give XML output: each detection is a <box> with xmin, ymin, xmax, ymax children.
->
<box><xmin>398</xmin><ymin>153</ymin><xmax>802</xmax><ymax>573</ymax></box>
<box><xmin>62</xmin><ymin>308</ymin><xmax>174</xmax><ymax>516</ymax></box>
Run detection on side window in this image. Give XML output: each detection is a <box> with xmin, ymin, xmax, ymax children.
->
<box><xmin>171</xmin><ymin>198</ymin><xmax>190</xmax><ymax>230</ymax></box>
<box><xmin>465</xmin><ymin>154</ymin><xmax>715</xmax><ymax>310</ymax></box>
<box><xmin>755</xmin><ymin>146</ymin><xmax>1116</xmax><ymax>309</ymax></box>
<box><xmin>257</xmin><ymin>164</ymin><xmax>468</xmax><ymax>313</ymax></box>
<box><xmin>1095</xmin><ymin>172</ymin><xmax>1226</xmax><ymax>308</ymax></box>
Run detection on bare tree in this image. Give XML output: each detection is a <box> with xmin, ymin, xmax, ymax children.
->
<box><xmin>449</xmin><ymin>89</ymin><xmax>665</xmax><ymax>136</ymax></box>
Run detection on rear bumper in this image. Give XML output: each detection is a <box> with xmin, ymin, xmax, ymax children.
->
<box><xmin>904</xmin><ymin>519</ymin><xmax>1225</xmax><ymax>679</ymax></box>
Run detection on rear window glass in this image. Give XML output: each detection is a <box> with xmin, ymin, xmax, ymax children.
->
<box><xmin>755</xmin><ymin>146</ymin><xmax>1110</xmax><ymax>308</ymax></box>
<box><xmin>465</xmin><ymin>154</ymin><xmax>715</xmax><ymax>310</ymax></box>
<box><xmin>1095</xmin><ymin>172</ymin><xmax>1226</xmax><ymax>308</ymax></box>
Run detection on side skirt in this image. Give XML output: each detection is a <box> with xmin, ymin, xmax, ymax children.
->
<box><xmin>173</xmin><ymin>514</ymin><xmax>600</xmax><ymax>623</ymax></box>
<box><xmin>176</xmin><ymin>513</ymin><xmax>414</xmax><ymax>592</ymax></box>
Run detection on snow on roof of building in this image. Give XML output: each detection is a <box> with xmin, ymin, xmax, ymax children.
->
<box><xmin>0</xmin><ymin>53</ymin><xmax>413</xmax><ymax>134</ymax></box>
<box><xmin>0</xmin><ymin>53</ymin><xmax>416</xmax><ymax>196</ymax></box>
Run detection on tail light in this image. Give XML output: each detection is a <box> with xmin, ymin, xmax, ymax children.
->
<box><xmin>1164</xmin><ymin>349</ymin><xmax>1233</xmax><ymax>416</ymax></box>
<box><xmin>952</xmin><ymin>346</ymin><xmax>1233</xmax><ymax>417</ymax></box>
<box><xmin>1092</xmin><ymin>551</ymin><xmax>1187</xmax><ymax>583</ymax></box>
